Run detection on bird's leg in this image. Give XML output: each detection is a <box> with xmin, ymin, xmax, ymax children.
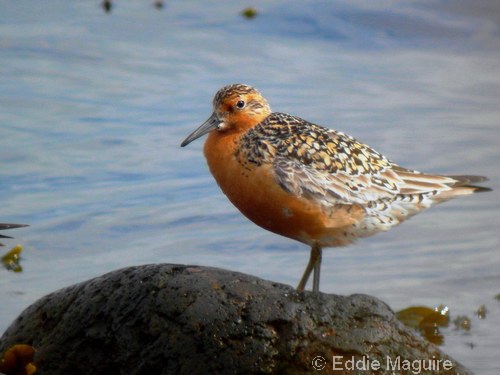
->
<box><xmin>312</xmin><ymin>245</ymin><xmax>322</xmax><ymax>293</ymax></box>
<box><xmin>296</xmin><ymin>243</ymin><xmax>322</xmax><ymax>293</ymax></box>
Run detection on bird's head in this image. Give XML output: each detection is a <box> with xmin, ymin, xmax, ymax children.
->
<box><xmin>181</xmin><ymin>83</ymin><xmax>271</xmax><ymax>147</ymax></box>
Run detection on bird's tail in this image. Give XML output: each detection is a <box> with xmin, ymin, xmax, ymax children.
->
<box><xmin>436</xmin><ymin>175</ymin><xmax>491</xmax><ymax>200</ymax></box>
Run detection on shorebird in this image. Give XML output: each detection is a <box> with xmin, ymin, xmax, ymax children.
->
<box><xmin>181</xmin><ymin>83</ymin><xmax>489</xmax><ymax>293</ymax></box>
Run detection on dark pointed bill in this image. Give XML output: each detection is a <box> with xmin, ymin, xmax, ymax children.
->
<box><xmin>0</xmin><ymin>223</ymin><xmax>28</xmax><ymax>241</ymax></box>
<box><xmin>0</xmin><ymin>223</ymin><xmax>29</xmax><ymax>230</ymax></box>
<box><xmin>181</xmin><ymin>112</ymin><xmax>222</xmax><ymax>147</ymax></box>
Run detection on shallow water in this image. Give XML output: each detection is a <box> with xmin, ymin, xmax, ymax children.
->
<box><xmin>1</xmin><ymin>0</ymin><xmax>499</xmax><ymax>372</ymax></box>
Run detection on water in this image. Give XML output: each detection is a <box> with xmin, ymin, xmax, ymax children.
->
<box><xmin>1</xmin><ymin>1</ymin><xmax>499</xmax><ymax>372</ymax></box>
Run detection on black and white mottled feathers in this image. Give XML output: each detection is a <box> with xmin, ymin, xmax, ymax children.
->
<box><xmin>236</xmin><ymin>112</ymin><xmax>488</xmax><ymax>234</ymax></box>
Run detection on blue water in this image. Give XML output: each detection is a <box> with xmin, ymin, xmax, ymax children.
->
<box><xmin>1</xmin><ymin>1</ymin><xmax>500</xmax><ymax>372</ymax></box>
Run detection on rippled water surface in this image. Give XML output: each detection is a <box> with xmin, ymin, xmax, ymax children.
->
<box><xmin>1</xmin><ymin>1</ymin><xmax>499</xmax><ymax>372</ymax></box>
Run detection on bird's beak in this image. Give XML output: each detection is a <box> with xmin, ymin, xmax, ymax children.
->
<box><xmin>180</xmin><ymin>112</ymin><xmax>222</xmax><ymax>147</ymax></box>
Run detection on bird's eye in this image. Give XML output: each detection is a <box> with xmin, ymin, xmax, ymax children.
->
<box><xmin>236</xmin><ymin>100</ymin><xmax>246</xmax><ymax>109</ymax></box>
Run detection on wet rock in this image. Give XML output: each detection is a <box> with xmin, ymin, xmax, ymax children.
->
<box><xmin>0</xmin><ymin>264</ymin><xmax>471</xmax><ymax>374</ymax></box>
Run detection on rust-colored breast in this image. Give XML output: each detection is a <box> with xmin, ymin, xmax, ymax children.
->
<box><xmin>204</xmin><ymin>127</ymin><xmax>366</xmax><ymax>247</ymax></box>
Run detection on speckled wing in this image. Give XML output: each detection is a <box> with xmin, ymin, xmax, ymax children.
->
<box><xmin>274</xmin><ymin>156</ymin><xmax>391</xmax><ymax>205</ymax></box>
<box><xmin>242</xmin><ymin>113</ymin><xmax>403</xmax><ymax>205</ymax></box>
<box><xmin>240</xmin><ymin>113</ymin><xmax>485</xmax><ymax>223</ymax></box>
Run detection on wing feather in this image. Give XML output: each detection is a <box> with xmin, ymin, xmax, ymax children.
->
<box><xmin>239</xmin><ymin>113</ymin><xmax>488</xmax><ymax>212</ymax></box>
<box><xmin>274</xmin><ymin>156</ymin><xmax>403</xmax><ymax>206</ymax></box>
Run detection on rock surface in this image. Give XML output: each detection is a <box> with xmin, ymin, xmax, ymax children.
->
<box><xmin>0</xmin><ymin>264</ymin><xmax>470</xmax><ymax>374</ymax></box>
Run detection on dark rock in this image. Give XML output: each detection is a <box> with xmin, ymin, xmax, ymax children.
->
<box><xmin>0</xmin><ymin>264</ymin><xmax>471</xmax><ymax>374</ymax></box>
